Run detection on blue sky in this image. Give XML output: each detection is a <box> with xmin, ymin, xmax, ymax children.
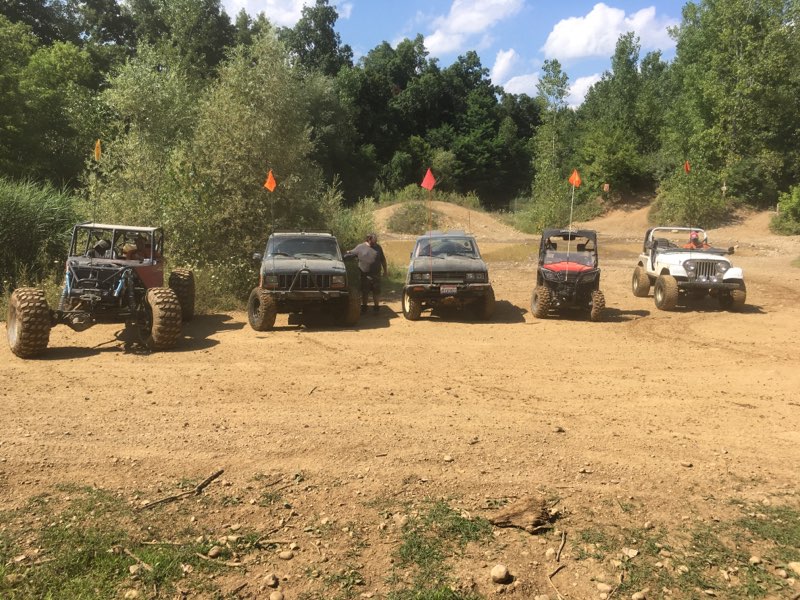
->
<box><xmin>220</xmin><ymin>0</ymin><xmax>687</xmax><ymax>106</ymax></box>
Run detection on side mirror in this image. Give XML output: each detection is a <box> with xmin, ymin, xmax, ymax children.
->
<box><xmin>727</xmin><ymin>246</ymin><xmax>735</xmax><ymax>255</ymax></box>
<box><xmin>252</xmin><ymin>252</ymin><xmax>262</xmax><ymax>262</ymax></box>
<box><xmin>343</xmin><ymin>254</ymin><xmax>357</xmax><ymax>264</ymax></box>
<box><xmin>644</xmin><ymin>240</ymin><xmax>654</xmax><ymax>250</ymax></box>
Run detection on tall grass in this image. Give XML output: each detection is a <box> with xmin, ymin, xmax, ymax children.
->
<box><xmin>379</xmin><ymin>184</ymin><xmax>482</xmax><ymax>209</ymax></box>
<box><xmin>0</xmin><ymin>178</ymin><xmax>80</xmax><ymax>293</ymax></box>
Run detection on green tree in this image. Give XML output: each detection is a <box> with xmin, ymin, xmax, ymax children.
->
<box><xmin>278</xmin><ymin>0</ymin><xmax>352</xmax><ymax>76</ymax></box>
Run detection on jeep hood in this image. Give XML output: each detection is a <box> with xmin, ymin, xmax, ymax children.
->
<box><xmin>409</xmin><ymin>257</ymin><xmax>487</xmax><ymax>272</ymax></box>
<box><xmin>261</xmin><ymin>258</ymin><xmax>346</xmax><ymax>275</ymax></box>
<box><xmin>660</xmin><ymin>251</ymin><xmax>731</xmax><ymax>265</ymax></box>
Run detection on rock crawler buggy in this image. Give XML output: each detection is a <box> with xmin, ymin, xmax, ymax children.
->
<box><xmin>6</xmin><ymin>223</ymin><xmax>195</xmax><ymax>358</ymax></box>
<box><xmin>530</xmin><ymin>229</ymin><xmax>605</xmax><ymax>321</ymax></box>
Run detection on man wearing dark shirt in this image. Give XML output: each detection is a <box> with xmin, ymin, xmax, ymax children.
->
<box><xmin>348</xmin><ymin>233</ymin><xmax>388</xmax><ymax>313</ymax></box>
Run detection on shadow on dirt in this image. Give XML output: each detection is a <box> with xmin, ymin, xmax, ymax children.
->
<box><xmin>267</xmin><ymin>305</ymin><xmax>399</xmax><ymax>332</ymax></box>
<box><xmin>178</xmin><ymin>314</ymin><xmax>245</xmax><ymax>351</ymax></box>
<box><xmin>601</xmin><ymin>308</ymin><xmax>651</xmax><ymax>322</ymax></box>
<box><xmin>650</xmin><ymin>297</ymin><xmax>767</xmax><ymax>315</ymax></box>
<box><xmin>410</xmin><ymin>300</ymin><xmax>526</xmax><ymax>324</ymax></box>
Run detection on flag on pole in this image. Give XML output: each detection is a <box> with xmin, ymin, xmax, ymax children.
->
<box><xmin>264</xmin><ymin>169</ymin><xmax>276</xmax><ymax>192</ymax></box>
<box><xmin>421</xmin><ymin>168</ymin><xmax>436</xmax><ymax>191</ymax></box>
<box><xmin>684</xmin><ymin>160</ymin><xmax>691</xmax><ymax>174</ymax></box>
<box><xmin>94</xmin><ymin>139</ymin><xmax>101</xmax><ymax>162</ymax></box>
<box><xmin>568</xmin><ymin>169</ymin><xmax>582</xmax><ymax>187</ymax></box>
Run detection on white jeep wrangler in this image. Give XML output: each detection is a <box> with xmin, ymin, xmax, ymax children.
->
<box><xmin>631</xmin><ymin>226</ymin><xmax>746</xmax><ymax>311</ymax></box>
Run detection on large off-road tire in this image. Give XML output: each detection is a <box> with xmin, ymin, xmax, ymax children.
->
<box><xmin>7</xmin><ymin>288</ymin><xmax>51</xmax><ymax>358</ymax></box>
<box><xmin>530</xmin><ymin>286</ymin><xmax>551</xmax><ymax>319</ymax></box>
<box><xmin>402</xmin><ymin>291</ymin><xmax>422</xmax><ymax>321</ymax></box>
<box><xmin>631</xmin><ymin>266</ymin><xmax>651</xmax><ymax>297</ymax></box>
<box><xmin>654</xmin><ymin>274</ymin><xmax>679</xmax><ymax>311</ymax></box>
<box><xmin>337</xmin><ymin>291</ymin><xmax>361</xmax><ymax>326</ymax></box>
<box><xmin>590</xmin><ymin>289</ymin><xmax>606</xmax><ymax>322</ymax></box>
<box><xmin>168</xmin><ymin>269</ymin><xmax>195</xmax><ymax>322</ymax></box>
<box><xmin>719</xmin><ymin>286</ymin><xmax>746</xmax><ymax>311</ymax></box>
<box><xmin>145</xmin><ymin>288</ymin><xmax>182</xmax><ymax>350</ymax></box>
<box><xmin>248</xmin><ymin>288</ymin><xmax>277</xmax><ymax>331</ymax></box>
<box><xmin>475</xmin><ymin>287</ymin><xmax>496</xmax><ymax>321</ymax></box>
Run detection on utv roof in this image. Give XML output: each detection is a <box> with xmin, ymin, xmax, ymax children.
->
<box><xmin>542</xmin><ymin>228</ymin><xmax>598</xmax><ymax>239</ymax></box>
<box><xmin>75</xmin><ymin>222</ymin><xmax>160</xmax><ymax>232</ymax></box>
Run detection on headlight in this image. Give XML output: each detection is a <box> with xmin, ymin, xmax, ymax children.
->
<box><xmin>331</xmin><ymin>275</ymin><xmax>346</xmax><ymax>288</ymax></box>
<box><xmin>263</xmin><ymin>274</ymin><xmax>279</xmax><ymax>288</ymax></box>
<box><xmin>465</xmin><ymin>272</ymin><xmax>487</xmax><ymax>282</ymax></box>
<box><xmin>683</xmin><ymin>260</ymin><xmax>696</xmax><ymax>272</ymax></box>
<box><xmin>411</xmin><ymin>272</ymin><xmax>431</xmax><ymax>282</ymax></box>
<box><xmin>716</xmin><ymin>262</ymin><xmax>729</xmax><ymax>274</ymax></box>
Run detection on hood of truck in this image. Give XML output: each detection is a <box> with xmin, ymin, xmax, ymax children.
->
<box><xmin>409</xmin><ymin>257</ymin><xmax>488</xmax><ymax>273</ymax></box>
<box><xmin>261</xmin><ymin>257</ymin><xmax>346</xmax><ymax>275</ymax></box>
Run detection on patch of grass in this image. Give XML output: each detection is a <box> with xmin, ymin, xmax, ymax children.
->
<box><xmin>0</xmin><ymin>486</ymin><xmax>224</xmax><ymax>599</ymax></box>
<box><xmin>738</xmin><ymin>504</ymin><xmax>800</xmax><ymax>562</ymax></box>
<box><xmin>575</xmin><ymin>527</ymin><xmax>615</xmax><ymax>560</ymax></box>
<box><xmin>388</xmin><ymin>588</ymin><xmax>483</xmax><ymax>600</ymax></box>
<box><xmin>791</xmin><ymin>256</ymin><xmax>800</xmax><ymax>268</ymax></box>
<box><xmin>324</xmin><ymin>565</ymin><xmax>366</xmax><ymax>598</ymax></box>
<box><xmin>392</xmin><ymin>500</ymin><xmax>492</xmax><ymax>597</ymax></box>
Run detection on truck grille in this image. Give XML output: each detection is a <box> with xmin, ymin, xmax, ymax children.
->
<box><xmin>694</xmin><ymin>261</ymin><xmax>717</xmax><ymax>279</ymax></box>
<box><xmin>278</xmin><ymin>273</ymin><xmax>332</xmax><ymax>290</ymax></box>
<box><xmin>431</xmin><ymin>271</ymin><xmax>465</xmax><ymax>283</ymax></box>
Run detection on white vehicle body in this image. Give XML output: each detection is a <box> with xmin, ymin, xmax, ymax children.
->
<box><xmin>631</xmin><ymin>226</ymin><xmax>746</xmax><ymax>311</ymax></box>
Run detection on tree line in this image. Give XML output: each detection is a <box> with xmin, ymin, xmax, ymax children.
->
<box><xmin>1</xmin><ymin>0</ymin><xmax>799</xmax><ymax>291</ymax></box>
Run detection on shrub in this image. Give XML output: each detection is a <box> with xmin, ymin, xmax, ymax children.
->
<box><xmin>0</xmin><ymin>178</ymin><xmax>79</xmax><ymax>292</ymax></box>
<box><xmin>771</xmin><ymin>185</ymin><xmax>800</xmax><ymax>235</ymax></box>
<box><xmin>386</xmin><ymin>202</ymin><xmax>439</xmax><ymax>235</ymax></box>
<box><xmin>650</xmin><ymin>167</ymin><xmax>730</xmax><ymax>227</ymax></box>
<box><xmin>380</xmin><ymin>184</ymin><xmax>481</xmax><ymax>210</ymax></box>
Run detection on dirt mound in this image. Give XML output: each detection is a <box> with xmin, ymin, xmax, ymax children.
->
<box><xmin>374</xmin><ymin>200</ymin><xmax>535</xmax><ymax>242</ymax></box>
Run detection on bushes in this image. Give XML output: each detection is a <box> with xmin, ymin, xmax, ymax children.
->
<box><xmin>771</xmin><ymin>185</ymin><xmax>800</xmax><ymax>235</ymax></box>
<box><xmin>0</xmin><ymin>178</ymin><xmax>79</xmax><ymax>292</ymax></box>
<box><xmin>650</xmin><ymin>168</ymin><xmax>730</xmax><ymax>227</ymax></box>
<box><xmin>387</xmin><ymin>202</ymin><xmax>439</xmax><ymax>235</ymax></box>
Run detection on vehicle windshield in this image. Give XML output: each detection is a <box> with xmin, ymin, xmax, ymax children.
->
<box><xmin>414</xmin><ymin>237</ymin><xmax>478</xmax><ymax>258</ymax></box>
<box><xmin>267</xmin><ymin>236</ymin><xmax>340</xmax><ymax>259</ymax></box>
<box><xmin>649</xmin><ymin>229</ymin><xmax>709</xmax><ymax>250</ymax></box>
<box><xmin>70</xmin><ymin>228</ymin><xmax>162</xmax><ymax>261</ymax></box>
<box><xmin>542</xmin><ymin>237</ymin><xmax>596</xmax><ymax>267</ymax></box>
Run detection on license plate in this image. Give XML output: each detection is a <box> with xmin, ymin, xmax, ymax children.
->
<box><xmin>440</xmin><ymin>285</ymin><xmax>457</xmax><ymax>295</ymax></box>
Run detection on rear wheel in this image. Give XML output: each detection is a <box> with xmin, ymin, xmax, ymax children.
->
<box><xmin>654</xmin><ymin>275</ymin><xmax>679</xmax><ymax>310</ymax></box>
<box><xmin>590</xmin><ymin>290</ymin><xmax>605</xmax><ymax>322</ymax></box>
<box><xmin>530</xmin><ymin>286</ymin><xmax>551</xmax><ymax>319</ymax></box>
<box><xmin>402</xmin><ymin>291</ymin><xmax>422</xmax><ymax>321</ymax></box>
<box><xmin>248</xmin><ymin>288</ymin><xmax>277</xmax><ymax>331</ymax></box>
<box><xmin>145</xmin><ymin>288</ymin><xmax>182</xmax><ymax>349</ymax></box>
<box><xmin>7</xmin><ymin>288</ymin><xmax>51</xmax><ymax>358</ymax></box>
<box><xmin>631</xmin><ymin>266</ymin><xmax>651</xmax><ymax>297</ymax></box>
<box><xmin>168</xmin><ymin>269</ymin><xmax>195</xmax><ymax>321</ymax></box>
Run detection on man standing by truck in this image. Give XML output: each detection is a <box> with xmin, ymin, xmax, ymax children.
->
<box><xmin>348</xmin><ymin>233</ymin><xmax>388</xmax><ymax>314</ymax></box>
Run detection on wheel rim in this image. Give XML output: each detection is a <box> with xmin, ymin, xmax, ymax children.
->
<box><xmin>532</xmin><ymin>292</ymin><xmax>539</xmax><ymax>312</ymax></box>
<box><xmin>403</xmin><ymin>293</ymin><xmax>410</xmax><ymax>313</ymax></box>
<box><xmin>251</xmin><ymin>296</ymin><xmax>262</xmax><ymax>321</ymax></box>
<box><xmin>655</xmin><ymin>283</ymin><xmax>663</xmax><ymax>303</ymax></box>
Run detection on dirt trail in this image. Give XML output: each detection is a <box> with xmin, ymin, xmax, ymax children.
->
<box><xmin>2</xmin><ymin>203</ymin><xmax>799</xmax><ymax>599</ymax></box>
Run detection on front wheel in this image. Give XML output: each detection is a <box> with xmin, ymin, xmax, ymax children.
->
<box><xmin>474</xmin><ymin>287</ymin><xmax>495</xmax><ymax>321</ymax></box>
<box><xmin>530</xmin><ymin>286</ymin><xmax>551</xmax><ymax>319</ymax></box>
<box><xmin>248</xmin><ymin>288</ymin><xmax>277</xmax><ymax>331</ymax></box>
<box><xmin>337</xmin><ymin>291</ymin><xmax>361</xmax><ymax>326</ymax></box>
<box><xmin>590</xmin><ymin>290</ymin><xmax>605</xmax><ymax>322</ymax></box>
<box><xmin>719</xmin><ymin>286</ymin><xmax>746</xmax><ymax>311</ymax></box>
<box><xmin>631</xmin><ymin>266</ymin><xmax>651</xmax><ymax>297</ymax></box>
<box><xmin>7</xmin><ymin>288</ymin><xmax>51</xmax><ymax>358</ymax></box>
<box><xmin>654</xmin><ymin>275</ymin><xmax>679</xmax><ymax>310</ymax></box>
<box><xmin>145</xmin><ymin>288</ymin><xmax>182</xmax><ymax>349</ymax></box>
<box><xmin>402</xmin><ymin>291</ymin><xmax>422</xmax><ymax>321</ymax></box>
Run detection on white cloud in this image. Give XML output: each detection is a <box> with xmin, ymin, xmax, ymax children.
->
<box><xmin>542</xmin><ymin>3</ymin><xmax>677</xmax><ymax>61</ymax></box>
<box><xmin>425</xmin><ymin>0</ymin><xmax>524</xmax><ymax>56</ymax></box>
<box><xmin>567</xmin><ymin>73</ymin><xmax>602</xmax><ymax>107</ymax></box>
<box><xmin>491</xmin><ymin>49</ymin><xmax>519</xmax><ymax>84</ymax></box>
<box><xmin>221</xmin><ymin>0</ymin><xmax>352</xmax><ymax>26</ymax></box>
<box><xmin>503</xmin><ymin>73</ymin><xmax>539</xmax><ymax>96</ymax></box>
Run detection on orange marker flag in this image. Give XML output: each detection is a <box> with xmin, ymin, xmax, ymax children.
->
<box><xmin>421</xmin><ymin>168</ymin><xmax>436</xmax><ymax>191</ymax></box>
<box><xmin>568</xmin><ymin>169</ymin><xmax>582</xmax><ymax>187</ymax></box>
<box><xmin>684</xmin><ymin>160</ymin><xmax>691</xmax><ymax>174</ymax></box>
<box><xmin>94</xmin><ymin>139</ymin><xmax>101</xmax><ymax>162</ymax></box>
<box><xmin>264</xmin><ymin>169</ymin><xmax>276</xmax><ymax>192</ymax></box>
